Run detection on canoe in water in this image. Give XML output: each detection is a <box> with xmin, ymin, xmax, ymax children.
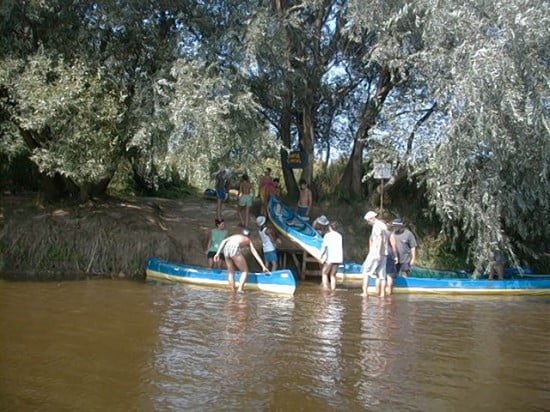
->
<box><xmin>338</xmin><ymin>263</ymin><xmax>550</xmax><ymax>295</ymax></box>
<box><xmin>146</xmin><ymin>257</ymin><xmax>297</xmax><ymax>295</ymax></box>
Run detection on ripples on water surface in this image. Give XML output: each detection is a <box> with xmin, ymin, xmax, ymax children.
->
<box><xmin>1</xmin><ymin>280</ymin><xmax>548</xmax><ymax>411</ymax></box>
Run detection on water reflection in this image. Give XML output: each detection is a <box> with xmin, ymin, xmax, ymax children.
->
<box><xmin>1</xmin><ymin>281</ymin><xmax>549</xmax><ymax>411</ymax></box>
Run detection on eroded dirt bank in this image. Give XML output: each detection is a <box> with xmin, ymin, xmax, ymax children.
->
<box><xmin>1</xmin><ymin>194</ymin><xmax>259</xmax><ymax>280</ymax></box>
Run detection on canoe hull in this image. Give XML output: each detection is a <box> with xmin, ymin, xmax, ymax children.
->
<box><xmin>267</xmin><ymin>196</ymin><xmax>324</xmax><ymax>261</ymax></box>
<box><xmin>338</xmin><ymin>267</ymin><xmax>550</xmax><ymax>296</ymax></box>
<box><xmin>146</xmin><ymin>257</ymin><xmax>297</xmax><ymax>295</ymax></box>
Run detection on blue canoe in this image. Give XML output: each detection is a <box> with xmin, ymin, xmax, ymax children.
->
<box><xmin>338</xmin><ymin>263</ymin><xmax>550</xmax><ymax>295</ymax></box>
<box><xmin>267</xmin><ymin>196</ymin><xmax>324</xmax><ymax>261</ymax></box>
<box><xmin>267</xmin><ymin>197</ymin><xmax>550</xmax><ymax>295</ymax></box>
<box><xmin>146</xmin><ymin>257</ymin><xmax>297</xmax><ymax>295</ymax></box>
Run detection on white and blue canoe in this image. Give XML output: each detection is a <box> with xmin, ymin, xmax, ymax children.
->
<box><xmin>338</xmin><ymin>262</ymin><xmax>550</xmax><ymax>296</ymax></box>
<box><xmin>146</xmin><ymin>257</ymin><xmax>297</xmax><ymax>295</ymax></box>
<box><xmin>267</xmin><ymin>196</ymin><xmax>324</xmax><ymax>261</ymax></box>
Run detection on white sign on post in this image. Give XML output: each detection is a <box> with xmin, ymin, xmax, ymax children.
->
<box><xmin>373</xmin><ymin>163</ymin><xmax>392</xmax><ymax>213</ymax></box>
<box><xmin>373</xmin><ymin>163</ymin><xmax>392</xmax><ymax>180</ymax></box>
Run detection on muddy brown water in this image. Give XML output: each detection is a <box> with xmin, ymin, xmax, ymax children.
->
<box><xmin>1</xmin><ymin>279</ymin><xmax>548</xmax><ymax>411</ymax></box>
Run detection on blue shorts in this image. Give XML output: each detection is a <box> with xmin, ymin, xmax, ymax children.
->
<box><xmin>216</xmin><ymin>188</ymin><xmax>227</xmax><ymax>200</ymax></box>
<box><xmin>264</xmin><ymin>250</ymin><xmax>278</xmax><ymax>263</ymax></box>
<box><xmin>297</xmin><ymin>206</ymin><xmax>309</xmax><ymax>217</ymax></box>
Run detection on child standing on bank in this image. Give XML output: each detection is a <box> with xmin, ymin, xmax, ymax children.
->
<box><xmin>206</xmin><ymin>219</ymin><xmax>228</xmax><ymax>268</ymax></box>
<box><xmin>256</xmin><ymin>216</ymin><xmax>279</xmax><ymax>271</ymax></box>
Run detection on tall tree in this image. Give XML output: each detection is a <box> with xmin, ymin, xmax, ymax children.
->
<box><xmin>416</xmin><ymin>0</ymin><xmax>550</xmax><ymax>269</ymax></box>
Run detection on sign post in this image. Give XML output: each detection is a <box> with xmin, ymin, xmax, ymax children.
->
<box><xmin>373</xmin><ymin>163</ymin><xmax>392</xmax><ymax>213</ymax></box>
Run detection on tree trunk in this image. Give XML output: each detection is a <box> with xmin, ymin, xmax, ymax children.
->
<box><xmin>279</xmin><ymin>88</ymin><xmax>299</xmax><ymax>199</ymax></box>
<box><xmin>300</xmin><ymin>105</ymin><xmax>315</xmax><ymax>185</ymax></box>
<box><xmin>339</xmin><ymin>66</ymin><xmax>394</xmax><ymax>198</ymax></box>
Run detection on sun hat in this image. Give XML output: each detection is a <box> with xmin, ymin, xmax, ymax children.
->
<box><xmin>392</xmin><ymin>217</ymin><xmax>404</xmax><ymax>226</ymax></box>
<box><xmin>256</xmin><ymin>216</ymin><xmax>266</xmax><ymax>226</ymax></box>
<box><xmin>364</xmin><ymin>211</ymin><xmax>377</xmax><ymax>221</ymax></box>
<box><xmin>315</xmin><ymin>215</ymin><xmax>330</xmax><ymax>226</ymax></box>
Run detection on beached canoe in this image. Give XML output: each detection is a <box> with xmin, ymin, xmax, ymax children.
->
<box><xmin>267</xmin><ymin>196</ymin><xmax>324</xmax><ymax>261</ymax></box>
<box><xmin>267</xmin><ymin>197</ymin><xmax>550</xmax><ymax>295</ymax></box>
<box><xmin>146</xmin><ymin>257</ymin><xmax>297</xmax><ymax>295</ymax></box>
<box><xmin>338</xmin><ymin>263</ymin><xmax>550</xmax><ymax>295</ymax></box>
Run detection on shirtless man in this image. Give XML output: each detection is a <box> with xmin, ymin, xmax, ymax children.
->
<box><xmin>214</xmin><ymin>230</ymin><xmax>269</xmax><ymax>292</ymax></box>
<box><xmin>297</xmin><ymin>179</ymin><xmax>312</xmax><ymax>220</ymax></box>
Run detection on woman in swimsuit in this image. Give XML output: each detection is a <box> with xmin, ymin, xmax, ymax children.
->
<box><xmin>214</xmin><ymin>230</ymin><xmax>269</xmax><ymax>292</ymax></box>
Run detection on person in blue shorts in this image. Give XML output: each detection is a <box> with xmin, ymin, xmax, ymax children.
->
<box><xmin>297</xmin><ymin>179</ymin><xmax>312</xmax><ymax>220</ymax></box>
<box><xmin>256</xmin><ymin>216</ymin><xmax>279</xmax><ymax>271</ymax></box>
<box><xmin>215</xmin><ymin>169</ymin><xmax>229</xmax><ymax>220</ymax></box>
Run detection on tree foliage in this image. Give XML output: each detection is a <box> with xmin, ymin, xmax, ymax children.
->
<box><xmin>0</xmin><ymin>0</ymin><xmax>548</xmax><ymax>270</ymax></box>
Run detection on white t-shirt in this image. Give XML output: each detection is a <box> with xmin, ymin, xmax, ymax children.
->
<box><xmin>259</xmin><ymin>227</ymin><xmax>276</xmax><ymax>253</ymax></box>
<box><xmin>321</xmin><ymin>230</ymin><xmax>343</xmax><ymax>264</ymax></box>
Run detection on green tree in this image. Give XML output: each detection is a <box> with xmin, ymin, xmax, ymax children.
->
<box><xmin>416</xmin><ymin>0</ymin><xmax>550</xmax><ymax>269</ymax></box>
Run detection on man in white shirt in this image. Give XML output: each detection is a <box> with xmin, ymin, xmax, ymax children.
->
<box><xmin>320</xmin><ymin>219</ymin><xmax>343</xmax><ymax>291</ymax></box>
<box><xmin>361</xmin><ymin>211</ymin><xmax>388</xmax><ymax>298</ymax></box>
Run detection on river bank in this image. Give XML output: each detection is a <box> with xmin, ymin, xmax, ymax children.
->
<box><xmin>0</xmin><ymin>193</ymin><xmax>368</xmax><ymax>280</ymax></box>
<box><xmin>1</xmin><ymin>194</ymin><xmax>213</xmax><ymax>280</ymax></box>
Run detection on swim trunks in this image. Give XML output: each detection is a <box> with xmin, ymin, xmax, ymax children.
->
<box><xmin>216</xmin><ymin>188</ymin><xmax>227</xmax><ymax>200</ymax></box>
<box><xmin>239</xmin><ymin>194</ymin><xmax>253</xmax><ymax>207</ymax></box>
<box><xmin>264</xmin><ymin>250</ymin><xmax>278</xmax><ymax>263</ymax></box>
<box><xmin>297</xmin><ymin>206</ymin><xmax>309</xmax><ymax>218</ymax></box>
<box><xmin>223</xmin><ymin>242</ymin><xmax>241</xmax><ymax>258</ymax></box>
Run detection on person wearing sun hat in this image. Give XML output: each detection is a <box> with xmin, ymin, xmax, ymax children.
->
<box><xmin>312</xmin><ymin>215</ymin><xmax>330</xmax><ymax>234</ymax></box>
<box><xmin>390</xmin><ymin>217</ymin><xmax>417</xmax><ymax>277</ymax></box>
<box><xmin>361</xmin><ymin>210</ymin><xmax>389</xmax><ymax>298</ymax></box>
<box><xmin>256</xmin><ymin>215</ymin><xmax>279</xmax><ymax>271</ymax></box>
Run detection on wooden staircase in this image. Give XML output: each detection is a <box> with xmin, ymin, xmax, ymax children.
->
<box><xmin>301</xmin><ymin>253</ymin><xmax>321</xmax><ymax>279</ymax></box>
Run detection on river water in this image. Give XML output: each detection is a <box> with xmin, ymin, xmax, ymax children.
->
<box><xmin>0</xmin><ymin>279</ymin><xmax>548</xmax><ymax>411</ymax></box>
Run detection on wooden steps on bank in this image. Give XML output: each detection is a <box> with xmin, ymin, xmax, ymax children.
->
<box><xmin>277</xmin><ymin>247</ymin><xmax>321</xmax><ymax>280</ymax></box>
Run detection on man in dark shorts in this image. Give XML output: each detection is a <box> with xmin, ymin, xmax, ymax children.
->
<box><xmin>390</xmin><ymin>218</ymin><xmax>417</xmax><ymax>277</ymax></box>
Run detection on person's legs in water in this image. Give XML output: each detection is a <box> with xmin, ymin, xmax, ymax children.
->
<box><xmin>233</xmin><ymin>253</ymin><xmax>249</xmax><ymax>292</ymax></box>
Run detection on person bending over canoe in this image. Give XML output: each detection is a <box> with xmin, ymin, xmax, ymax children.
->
<box><xmin>214</xmin><ymin>229</ymin><xmax>269</xmax><ymax>292</ymax></box>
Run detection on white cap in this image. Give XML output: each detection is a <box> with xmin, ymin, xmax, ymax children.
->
<box><xmin>315</xmin><ymin>215</ymin><xmax>329</xmax><ymax>226</ymax></box>
<box><xmin>364</xmin><ymin>211</ymin><xmax>377</xmax><ymax>221</ymax></box>
<box><xmin>256</xmin><ymin>216</ymin><xmax>266</xmax><ymax>226</ymax></box>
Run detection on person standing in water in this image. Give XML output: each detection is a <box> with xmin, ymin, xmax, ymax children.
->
<box><xmin>390</xmin><ymin>217</ymin><xmax>417</xmax><ymax>277</ymax></box>
<box><xmin>214</xmin><ymin>230</ymin><xmax>269</xmax><ymax>292</ymax></box>
<box><xmin>319</xmin><ymin>219</ymin><xmax>343</xmax><ymax>292</ymax></box>
<box><xmin>361</xmin><ymin>211</ymin><xmax>388</xmax><ymax>298</ymax></box>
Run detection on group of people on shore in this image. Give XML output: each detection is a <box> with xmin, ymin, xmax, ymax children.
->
<box><xmin>209</xmin><ymin>168</ymin><xmax>291</xmax><ymax>291</ymax></box>
<box><xmin>205</xmin><ymin>215</ymin><xmax>280</xmax><ymax>292</ymax></box>
<box><xmin>210</xmin><ymin>168</ymin><xmax>418</xmax><ymax>296</ymax></box>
